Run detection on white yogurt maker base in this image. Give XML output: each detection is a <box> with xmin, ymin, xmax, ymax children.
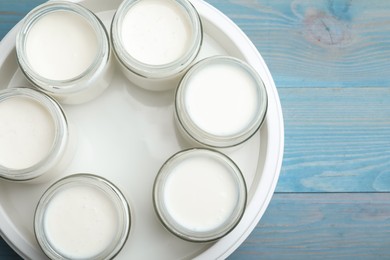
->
<box><xmin>0</xmin><ymin>0</ymin><xmax>284</xmax><ymax>259</ymax></box>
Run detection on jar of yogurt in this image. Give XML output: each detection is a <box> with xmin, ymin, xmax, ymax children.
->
<box><xmin>175</xmin><ymin>56</ymin><xmax>268</xmax><ymax>149</ymax></box>
<box><xmin>34</xmin><ymin>174</ymin><xmax>131</xmax><ymax>259</ymax></box>
<box><xmin>153</xmin><ymin>148</ymin><xmax>247</xmax><ymax>242</ymax></box>
<box><xmin>111</xmin><ymin>0</ymin><xmax>203</xmax><ymax>91</ymax></box>
<box><xmin>16</xmin><ymin>1</ymin><xmax>113</xmax><ymax>104</ymax></box>
<box><xmin>0</xmin><ymin>87</ymin><xmax>70</xmax><ymax>181</ymax></box>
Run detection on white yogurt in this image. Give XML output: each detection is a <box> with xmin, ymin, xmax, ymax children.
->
<box><xmin>0</xmin><ymin>96</ymin><xmax>54</xmax><ymax>169</ymax></box>
<box><xmin>25</xmin><ymin>10</ymin><xmax>98</xmax><ymax>81</ymax></box>
<box><xmin>43</xmin><ymin>185</ymin><xmax>119</xmax><ymax>259</ymax></box>
<box><xmin>154</xmin><ymin>149</ymin><xmax>247</xmax><ymax>241</ymax></box>
<box><xmin>185</xmin><ymin>61</ymin><xmax>259</xmax><ymax>136</ymax></box>
<box><xmin>121</xmin><ymin>0</ymin><xmax>192</xmax><ymax>65</ymax></box>
<box><xmin>176</xmin><ymin>56</ymin><xmax>268</xmax><ymax>148</ymax></box>
<box><xmin>17</xmin><ymin>2</ymin><xmax>113</xmax><ymax>104</ymax></box>
<box><xmin>111</xmin><ymin>0</ymin><xmax>202</xmax><ymax>90</ymax></box>
<box><xmin>35</xmin><ymin>175</ymin><xmax>130</xmax><ymax>259</ymax></box>
<box><xmin>164</xmin><ymin>154</ymin><xmax>238</xmax><ymax>232</ymax></box>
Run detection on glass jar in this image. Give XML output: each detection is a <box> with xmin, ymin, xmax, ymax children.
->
<box><xmin>0</xmin><ymin>87</ymin><xmax>69</xmax><ymax>181</ymax></box>
<box><xmin>111</xmin><ymin>0</ymin><xmax>203</xmax><ymax>91</ymax></box>
<box><xmin>34</xmin><ymin>174</ymin><xmax>131</xmax><ymax>259</ymax></box>
<box><xmin>16</xmin><ymin>1</ymin><xmax>113</xmax><ymax>104</ymax></box>
<box><xmin>153</xmin><ymin>148</ymin><xmax>247</xmax><ymax>242</ymax></box>
<box><xmin>175</xmin><ymin>56</ymin><xmax>268</xmax><ymax>148</ymax></box>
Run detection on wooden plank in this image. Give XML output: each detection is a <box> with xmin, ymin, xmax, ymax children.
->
<box><xmin>278</xmin><ymin>87</ymin><xmax>390</xmax><ymax>192</ymax></box>
<box><xmin>229</xmin><ymin>192</ymin><xmax>390</xmax><ymax>260</ymax></box>
<box><xmin>5</xmin><ymin>0</ymin><xmax>390</xmax><ymax>88</ymax></box>
<box><xmin>0</xmin><ymin>0</ymin><xmax>46</xmax><ymax>40</ymax></box>
<box><xmin>206</xmin><ymin>0</ymin><xmax>390</xmax><ymax>88</ymax></box>
<box><xmin>1</xmin><ymin>193</ymin><xmax>389</xmax><ymax>259</ymax></box>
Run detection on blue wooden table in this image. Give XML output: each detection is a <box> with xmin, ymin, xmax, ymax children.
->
<box><xmin>1</xmin><ymin>0</ymin><xmax>389</xmax><ymax>259</ymax></box>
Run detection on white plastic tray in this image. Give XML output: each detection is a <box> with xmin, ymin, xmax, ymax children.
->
<box><xmin>0</xmin><ymin>0</ymin><xmax>284</xmax><ymax>259</ymax></box>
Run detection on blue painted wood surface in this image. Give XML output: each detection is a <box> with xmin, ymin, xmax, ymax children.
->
<box><xmin>207</xmin><ymin>0</ymin><xmax>390</xmax><ymax>88</ymax></box>
<box><xmin>1</xmin><ymin>0</ymin><xmax>390</xmax><ymax>259</ymax></box>
<box><xmin>279</xmin><ymin>87</ymin><xmax>390</xmax><ymax>192</ymax></box>
<box><xmin>230</xmin><ymin>193</ymin><xmax>390</xmax><ymax>260</ymax></box>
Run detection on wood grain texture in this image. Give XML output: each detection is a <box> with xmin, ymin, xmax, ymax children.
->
<box><xmin>0</xmin><ymin>0</ymin><xmax>46</xmax><ymax>40</ymax></box>
<box><xmin>1</xmin><ymin>193</ymin><xmax>389</xmax><ymax>259</ymax></box>
<box><xmin>206</xmin><ymin>0</ymin><xmax>390</xmax><ymax>88</ymax></box>
<box><xmin>278</xmin><ymin>87</ymin><xmax>390</xmax><ymax>192</ymax></box>
<box><xmin>7</xmin><ymin>0</ymin><xmax>390</xmax><ymax>89</ymax></box>
<box><xmin>229</xmin><ymin>193</ymin><xmax>390</xmax><ymax>260</ymax></box>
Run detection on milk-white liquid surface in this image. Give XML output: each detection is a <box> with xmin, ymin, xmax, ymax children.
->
<box><xmin>0</xmin><ymin>97</ymin><xmax>54</xmax><ymax>169</ymax></box>
<box><xmin>121</xmin><ymin>0</ymin><xmax>192</xmax><ymax>65</ymax></box>
<box><xmin>164</xmin><ymin>154</ymin><xmax>238</xmax><ymax>232</ymax></box>
<box><xmin>25</xmin><ymin>11</ymin><xmax>98</xmax><ymax>81</ymax></box>
<box><xmin>43</xmin><ymin>184</ymin><xmax>119</xmax><ymax>259</ymax></box>
<box><xmin>184</xmin><ymin>62</ymin><xmax>259</xmax><ymax>136</ymax></box>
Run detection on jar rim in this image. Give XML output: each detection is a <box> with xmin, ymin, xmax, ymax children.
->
<box><xmin>16</xmin><ymin>1</ymin><xmax>110</xmax><ymax>94</ymax></box>
<box><xmin>153</xmin><ymin>148</ymin><xmax>247</xmax><ymax>242</ymax></box>
<box><xmin>34</xmin><ymin>173</ymin><xmax>131</xmax><ymax>259</ymax></box>
<box><xmin>175</xmin><ymin>56</ymin><xmax>268</xmax><ymax>148</ymax></box>
<box><xmin>111</xmin><ymin>0</ymin><xmax>203</xmax><ymax>79</ymax></box>
<box><xmin>0</xmin><ymin>87</ymin><xmax>68</xmax><ymax>181</ymax></box>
